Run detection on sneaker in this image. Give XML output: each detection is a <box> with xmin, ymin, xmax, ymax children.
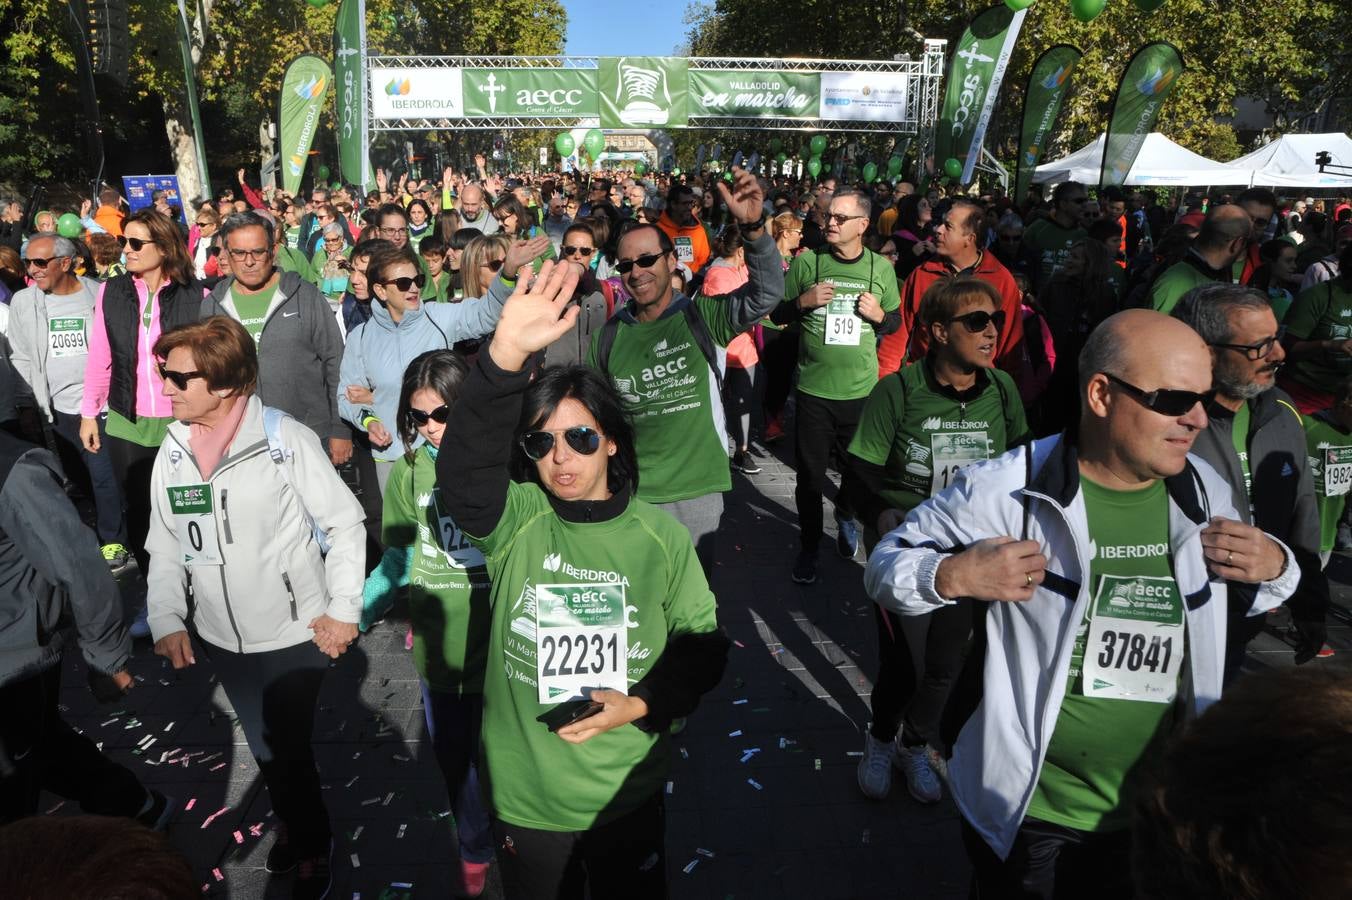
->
<box><xmin>898</xmin><ymin>743</ymin><xmax>942</xmax><ymax>804</ymax></box>
<box><xmin>791</xmin><ymin>551</ymin><xmax>817</xmax><ymax>585</ymax></box>
<box><xmin>835</xmin><ymin>511</ymin><xmax>860</xmax><ymax>559</ymax></box>
<box><xmin>856</xmin><ymin>733</ymin><xmax>895</xmax><ymax>800</ymax></box>
<box><xmin>1317</xmin><ymin>643</ymin><xmax>1337</xmax><ymax>659</ymax></box>
<box><xmin>293</xmin><ymin>840</ymin><xmax>333</xmax><ymax>900</ymax></box>
<box><xmin>763</xmin><ymin>419</ymin><xmax>785</xmax><ymax>444</ymax></box>
<box><xmin>135</xmin><ymin>790</ymin><xmax>176</xmax><ymax>830</ymax></box>
<box><xmin>266</xmin><ymin>824</ymin><xmax>297</xmax><ymax>875</ymax></box>
<box><xmin>457</xmin><ymin>859</ymin><xmax>491</xmax><ymax>898</ymax></box>
<box><xmin>128</xmin><ymin>605</ymin><xmax>151</xmax><ymax>639</ymax></box>
<box><xmin>101</xmin><ymin>542</ymin><xmax>130</xmax><ymax>570</ymax></box>
<box><xmin>732</xmin><ymin>450</ymin><xmax>762</xmax><ymax>475</ymax></box>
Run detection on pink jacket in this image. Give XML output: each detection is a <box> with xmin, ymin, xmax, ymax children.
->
<box><xmin>80</xmin><ymin>279</ymin><xmax>189</xmax><ymax>419</ymax></box>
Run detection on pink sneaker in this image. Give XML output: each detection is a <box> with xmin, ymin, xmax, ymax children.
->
<box><xmin>457</xmin><ymin>859</ymin><xmax>490</xmax><ymax>898</ymax></box>
<box><xmin>405</xmin><ymin>625</ymin><xmax>414</xmax><ymax>650</ymax></box>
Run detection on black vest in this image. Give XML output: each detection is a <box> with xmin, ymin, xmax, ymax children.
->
<box><xmin>101</xmin><ymin>274</ymin><xmax>201</xmax><ymax>421</ymax></box>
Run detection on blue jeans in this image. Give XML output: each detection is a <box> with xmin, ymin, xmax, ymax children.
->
<box><xmin>52</xmin><ymin>410</ymin><xmax>125</xmax><ymax>546</ymax></box>
<box><xmin>420</xmin><ymin>683</ymin><xmax>494</xmax><ymax>864</ymax></box>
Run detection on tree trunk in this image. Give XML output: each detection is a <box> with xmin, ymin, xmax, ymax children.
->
<box><xmin>259</xmin><ymin>119</ymin><xmax>277</xmax><ymax>190</ymax></box>
<box><xmin>164</xmin><ymin>110</ymin><xmax>206</xmax><ymax>203</ymax></box>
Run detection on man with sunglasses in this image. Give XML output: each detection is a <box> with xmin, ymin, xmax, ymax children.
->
<box><xmin>775</xmin><ymin>188</ymin><xmax>902</xmax><ymax>583</ymax></box>
<box><xmin>866</xmin><ymin>309</ymin><xmax>1297</xmax><ymax>900</ymax></box>
<box><xmin>202</xmin><ymin>211</ymin><xmax>352</xmax><ymax>467</ymax></box>
<box><xmin>1172</xmin><ymin>283</ymin><xmax>1328</xmax><ymax>669</ymax></box>
<box><xmin>1021</xmin><ymin>181</ymin><xmax>1088</xmax><ymax>291</ymax></box>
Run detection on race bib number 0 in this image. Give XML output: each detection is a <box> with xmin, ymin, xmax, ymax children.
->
<box><xmin>48</xmin><ymin>316</ymin><xmax>88</xmax><ymax>359</ymax></box>
<box><xmin>1083</xmin><ymin>574</ymin><xmax>1184</xmax><ymax>704</ymax></box>
<box><xmin>1324</xmin><ymin>446</ymin><xmax>1352</xmax><ymax>497</ymax></box>
<box><xmin>824</xmin><ymin>295</ymin><xmax>862</xmax><ymax>346</ymax></box>
<box><xmin>534</xmin><ymin>583</ymin><xmax>628</xmax><ymax>703</ymax></box>
<box><xmin>167</xmin><ymin>483</ymin><xmax>222</xmax><ymax>566</ymax></box>
<box><xmin>929</xmin><ymin>431</ymin><xmax>989</xmax><ymax>496</ymax></box>
<box><xmin>674</xmin><ymin>236</ymin><xmax>694</xmax><ymax>263</ymax></box>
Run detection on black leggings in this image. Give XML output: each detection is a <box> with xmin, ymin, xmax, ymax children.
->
<box><xmin>104</xmin><ymin>433</ymin><xmax>160</xmax><ymax>573</ymax></box>
<box><xmin>868</xmin><ymin>599</ymin><xmax>972</xmax><ymax>748</ymax></box>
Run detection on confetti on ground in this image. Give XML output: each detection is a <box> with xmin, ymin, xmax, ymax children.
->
<box><xmin>392</xmin><ymin>883</ymin><xmax>414</xmax><ymax>890</ymax></box>
<box><xmin>740</xmin><ymin>748</ymin><xmax>761</xmax><ymax>763</ymax></box>
<box><xmin>200</xmin><ymin>806</ymin><xmax>230</xmax><ymax>829</ymax></box>
<box><xmin>45</xmin><ymin>800</ymin><xmax>65</xmax><ymax>815</ymax></box>
<box><xmin>361</xmin><ymin>797</ymin><xmax>381</xmax><ymax>807</ymax></box>
<box><xmin>211</xmin><ymin>868</ymin><xmax>224</xmax><ymax>882</ymax></box>
<box><xmin>683</xmin><ymin>859</ymin><xmax>700</xmax><ymax>874</ymax></box>
<box><xmin>862</xmin><ymin>829</ymin><xmax>871</xmax><ymax>844</ymax></box>
<box><xmin>185</xmin><ymin>798</ymin><xmax>196</xmax><ymax>811</ymax></box>
<box><xmin>164</xmin><ymin>721</ymin><xmax>175</xmax><ymax>732</ymax></box>
<box><xmin>392</xmin><ymin>753</ymin><xmax>410</xmax><ymax>762</ymax></box>
<box><xmin>249</xmin><ymin>823</ymin><xmax>264</xmax><ymax>837</ymax></box>
<box><xmin>728</xmin><ymin>729</ymin><xmax>742</xmax><ymax>737</ymax></box>
<box><xmin>233</xmin><ymin>830</ymin><xmax>244</xmax><ymax>844</ymax></box>
<box><xmin>814</xmin><ymin>758</ymin><xmax>822</xmax><ymax>771</ymax></box>
<box><xmin>352</xmin><ymin>826</ymin><xmax>364</xmax><ymax>840</ymax></box>
<box><xmin>350</xmin><ymin>853</ymin><xmax>361</xmax><ymax>868</ymax></box>
<box><xmin>846</xmin><ymin>751</ymin><xmax>863</xmax><ymax>757</ymax></box>
<box><xmin>747</xmin><ymin>778</ymin><xmax>763</xmax><ymax>790</ymax></box>
<box><xmin>733</xmin><ymin>699</ymin><xmax>748</xmax><ymax>705</ymax></box>
<box><xmin>696</xmin><ymin>848</ymin><xmax>715</xmax><ymax>858</ymax></box>
<box><xmin>210</xmin><ymin>762</ymin><xmax>226</xmax><ymax>772</ymax></box>
<box><xmin>346</xmin><ymin>775</ymin><xmax>359</xmax><ymax>787</ymax></box>
<box><xmin>679</xmin><ymin>747</ymin><xmax>689</xmax><ymax>759</ymax></box>
<box><xmin>396</xmin><ymin>823</ymin><xmax>407</xmax><ymax>839</ymax></box>
<box><xmin>733</xmin><ymin>640</ymin><xmax>746</xmax><ymax>648</ymax></box>
<box><xmin>382</xmin><ymin>792</ymin><xmax>394</xmax><ymax>806</ymax></box>
<box><xmin>665</xmin><ymin>781</ymin><xmax>674</xmax><ymax>795</ymax></box>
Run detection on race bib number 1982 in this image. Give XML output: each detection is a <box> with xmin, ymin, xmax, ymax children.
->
<box><xmin>534</xmin><ymin>583</ymin><xmax>628</xmax><ymax>703</ymax></box>
<box><xmin>1324</xmin><ymin>446</ymin><xmax>1352</xmax><ymax>497</ymax></box>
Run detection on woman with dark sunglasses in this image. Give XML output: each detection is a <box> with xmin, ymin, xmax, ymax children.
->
<box><xmin>846</xmin><ymin>276</ymin><xmax>1029</xmax><ymax>808</ymax></box>
<box><xmin>439</xmin><ymin>262</ymin><xmax>728</xmax><ymax>900</ymax></box>
<box><xmin>359</xmin><ymin>349</ymin><xmax>496</xmax><ymax>897</ymax></box>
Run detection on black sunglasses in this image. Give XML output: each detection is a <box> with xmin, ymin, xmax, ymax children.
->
<box><xmin>519</xmin><ymin>426</ymin><xmax>602</xmax><ymax>461</ymax></box>
<box><xmin>484</xmin><ymin>259</ymin><xmax>505</xmax><ymax>272</ymax></box>
<box><xmin>1211</xmin><ymin>336</ymin><xmax>1279</xmax><ymax>361</ymax></box>
<box><xmin>380</xmin><ymin>274</ymin><xmax>426</xmax><ymax>292</ymax></box>
<box><xmin>1103</xmin><ymin>373</ymin><xmax>1215</xmax><ymax>417</ymax></box>
<box><xmin>562</xmin><ymin>244</ymin><xmax>595</xmax><ymax>257</ymax></box>
<box><xmin>157</xmin><ymin>362</ymin><xmax>205</xmax><ymax>391</ymax></box>
<box><xmin>408</xmin><ymin>404</ymin><xmax>450</xmax><ymax>426</ymax></box>
<box><xmin>23</xmin><ymin>257</ymin><xmax>57</xmax><ymax>268</ymax></box>
<box><xmin>948</xmin><ymin>309</ymin><xmax>1007</xmax><ymax>333</ymax></box>
<box><xmin>117</xmin><ymin>236</ymin><xmax>156</xmax><ymax>251</ymax></box>
<box><xmin>615</xmin><ymin>252</ymin><xmax>664</xmax><ymax>275</ymax></box>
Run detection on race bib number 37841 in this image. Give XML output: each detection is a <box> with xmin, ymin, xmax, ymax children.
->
<box><xmin>1082</xmin><ymin>574</ymin><xmax>1184</xmax><ymax>704</ymax></box>
<box><xmin>534</xmin><ymin>583</ymin><xmax>628</xmax><ymax>703</ymax></box>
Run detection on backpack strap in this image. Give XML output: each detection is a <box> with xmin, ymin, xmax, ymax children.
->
<box><xmin>596</xmin><ymin>299</ymin><xmax>725</xmax><ymax>394</ymax></box>
<box><xmin>262</xmin><ymin>406</ymin><xmax>332</xmax><ymax>555</ymax></box>
<box><xmin>595</xmin><ymin>313</ymin><xmax>621</xmax><ymax>376</ymax></box>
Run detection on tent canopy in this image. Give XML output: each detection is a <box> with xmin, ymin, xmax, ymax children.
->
<box><xmin>1033</xmin><ymin>132</ymin><xmax>1250</xmax><ymax>187</ymax></box>
<box><xmin>1227</xmin><ymin>133</ymin><xmax>1352</xmax><ymax>188</ymax></box>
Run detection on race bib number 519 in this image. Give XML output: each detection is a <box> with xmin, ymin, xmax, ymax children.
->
<box><xmin>534</xmin><ymin>583</ymin><xmax>628</xmax><ymax>703</ymax></box>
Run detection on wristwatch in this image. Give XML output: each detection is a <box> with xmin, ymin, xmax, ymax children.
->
<box><xmin>739</xmin><ymin>213</ymin><xmax>767</xmax><ymax>233</ymax></box>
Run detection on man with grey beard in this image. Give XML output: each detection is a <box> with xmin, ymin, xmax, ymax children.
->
<box><xmin>1172</xmin><ymin>283</ymin><xmax>1328</xmax><ymax>674</ymax></box>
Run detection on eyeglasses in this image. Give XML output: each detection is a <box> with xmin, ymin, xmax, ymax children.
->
<box><xmin>615</xmin><ymin>252</ymin><xmax>665</xmax><ymax>275</ymax></box>
<box><xmin>826</xmin><ymin>213</ymin><xmax>866</xmax><ymax>226</ymax></box>
<box><xmin>1103</xmin><ymin>373</ymin><xmax>1215</xmax><ymax>417</ymax></box>
<box><xmin>562</xmin><ymin>244</ymin><xmax>595</xmax><ymax>257</ymax></box>
<box><xmin>519</xmin><ymin>426</ymin><xmax>603</xmax><ymax>460</ymax></box>
<box><xmin>1212</xmin><ymin>336</ymin><xmax>1279</xmax><ymax>361</ymax></box>
<box><xmin>948</xmin><ymin>309</ymin><xmax>1007</xmax><ymax>333</ymax></box>
<box><xmin>379</xmin><ymin>274</ymin><xmax>426</xmax><ymax>292</ymax></box>
<box><xmin>227</xmin><ymin>247</ymin><xmax>270</xmax><ymax>261</ymax></box>
<box><xmin>196</xmin><ymin>219</ymin><xmax>214</xmax><ymax>227</ymax></box>
<box><xmin>117</xmin><ymin>236</ymin><xmax>157</xmax><ymax>252</ymax></box>
<box><xmin>157</xmin><ymin>363</ymin><xmax>205</xmax><ymax>391</ymax></box>
<box><xmin>379</xmin><ymin>226</ymin><xmax>408</xmax><ymax>236</ymax></box>
<box><xmin>23</xmin><ymin>257</ymin><xmax>60</xmax><ymax>268</ymax></box>
<box><xmin>408</xmin><ymin>404</ymin><xmax>450</xmax><ymax>426</ymax></box>
<box><xmin>483</xmin><ymin>259</ymin><xmax>505</xmax><ymax>272</ymax></box>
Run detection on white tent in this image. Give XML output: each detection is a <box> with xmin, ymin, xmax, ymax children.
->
<box><xmin>1033</xmin><ymin>132</ymin><xmax>1251</xmax><ymax>186</ymax></box>
<box><xmin>1227</xmin><ymin>133</ymin><xmax>1352</xmax><ymax>188</ymax></box>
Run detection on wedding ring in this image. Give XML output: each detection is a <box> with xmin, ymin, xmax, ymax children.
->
<box><xmin>1227</xmin><ymin>550</ymin><xmax>1234</xmax><ymax>565</ymax></box>
<box><xmin>1024</xmin><ymin>572</ymin><xmax>1033</xmax><ymax>587</ymax></box>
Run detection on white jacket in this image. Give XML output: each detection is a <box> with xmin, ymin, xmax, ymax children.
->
<box><xmin>864</xmin><ymin>434</ymin><xmax>1299</xmax><ymax>860</ymax></box>
<box><xmin>145</xmin><ymin>396</ymin><xmax>365</xmax><ymax>653</ymax></box>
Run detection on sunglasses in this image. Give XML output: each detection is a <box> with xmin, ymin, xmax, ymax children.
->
<box><xmin>157</xmin><ymin>362</ymin><xmax>205</xmax><ymax>391</ymax></box>
<box><xmin>948</xmin><ymin>309</ymin><xmax>1007</xmax><ymax>333</ymax></box>
<box><xmin>615</xmin><ymin>252</ymin><xmax>665</xmax><ymax>275</ymax></box>
<box><xmin>117</xmin><ymin>236</ymin><xmax>156</xmax><ymax>251</ymax></box>
<box><xmin>380</xmin><ymin>274</ymin><xmax>426</xmax><ymax>292</ymax></box>
<box><xmin>483</xmin><ymin>259</ymin><xmax>505</xmax><ymax>272</ymax></box>
<box><xmin>827</xmin><ymin>213</ymin><xmax>866</xmax><ymax>226</ymax></box>
<box><xmin>1104</xmin><ymin>373</ymin><xmax>1215</xmax><ymax>417</ymax></box>
<box><xmin>562</xmin><ymin>244</ymin><xmax>595</xmax><ymax>257</ymax></box>
<box><xmin>519</xmin><ymin>426</ymin><xmax>602</xmax><ymax>461</ymax></box>
<box><xmin>408</xmin><ymin>404</ymin><xmax>450</xmax><ymax>426</ymax></box>
<box><xmin>24</xmin><ymin>257</ymin><xmax>59</xmax><ymax>268</ymax></box>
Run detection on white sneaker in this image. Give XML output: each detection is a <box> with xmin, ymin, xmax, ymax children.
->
<box><xmin>856</xmin><ymin>733</ymin><xmax>895</xmax><ymax>800</ymax></box>
<box><xmin>898</xmin><ymin>743</ymin><xmax>942</xmax><ymax>804</ymax></box>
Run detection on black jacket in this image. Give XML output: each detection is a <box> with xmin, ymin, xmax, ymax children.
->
<box><xmin>101</xmin><ymin>274</ymin><xmax>201</xmax><ymax>421</ymax></box>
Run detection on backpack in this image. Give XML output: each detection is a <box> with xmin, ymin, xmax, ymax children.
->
<box><xmin>261</xmin><ymin>406</ymin><xmax>332</xmax><ymax>555</ymax></box>
<box><xmin>595</xmin><ymin>298</ymin><xmax>726</xmax><ymax>394</ymax></box>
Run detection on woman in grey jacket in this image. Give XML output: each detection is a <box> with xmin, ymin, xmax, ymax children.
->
<box><xmin>144</xmin><ymin>316</ymin><xmax>364</xmax><ymax>900</ymax></box>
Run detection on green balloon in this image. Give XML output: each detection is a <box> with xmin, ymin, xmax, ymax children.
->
<box><xmin>807</xmin><ymin>157</ymin><xmax>822</xmax><ymax>178</ymax></box>
<box><xmin>316</xmin><ymin>164</ymin><xmax>330</xmax><ymax>181</ymax></box>
<box><xmin>583</xmin><ymin>128</ymin><xmax>605</xmax><ymax>158</ymax></box>
<box><xmin>330</xmin><ymin>181</ymin><xmax>342</xmax><ymax>191</ymax></box>
<box><xmin>1069</xmin><ymin>0</ymin><xmax>1107</xmax><ymax>21</ymax></box>
<box><xmin>887</xmin><ymin>155</ymin><xmax>904</xmax><ymax>176</ymax></box>
<box><xmin>723</xmin><ymin>171</ymin><xmax>734</xmax><ymax>183</ymax></box>
<box><xmin>1005</xmin><ymin>0</ymin><xmax>1036</xmax><ymax>9</ymax></box>
<box><xmin>634</xmin><ymin>161</ymin><xmax>648</xmax><ymax>175</ymax></box>
<box><xmin>809</xmin><ymin>135</ymin><xmax>828</xmax><ymax>157</ymax></box>
<box><xmin>1133</xmin><ymin>0</ymin><xmax>1166</xmax><ymax>9</ymax></box>
<box><xmin>862</xmin><ymin>162</ymin><xmax>878</xmax><ymax>183</ymax></box>
<box><xmin>943</xmin><ymin>157</ymin><xmax>963</xmax><ymax>179</ymax></box>
<box><xmin>672</xmin><ymin>167</ymin><xmax>681</xmax><ymax>176</ymax></box>
<box><xmin>775</xmin><ymin>152</ymin><xmax>787</xmax><ymax>163</ymax></box>
<box><xmin>555</xmin><ymin>133</ymin><xmax>575</xmax><ymax>157</ymax></box>
<box><xmin>767</xmin><ymin>138</ymin><xmax>783</xmax><ymax>155</ymax></box>
<box><xmin>56</xmin><ymin>212</ymin><xmax>82</xmax><ymax>238</ymax></box>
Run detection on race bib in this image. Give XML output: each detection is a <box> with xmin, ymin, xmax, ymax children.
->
<box><xmin>1324</xmin><ymin>446</ymin><xmax>1352</xmax><ymax>497</ymax></box>
<box><xmin>167</xmin><ymin>483</ymin><xmax>222</xmax><ymax>566</ymax></box>
<box><xmin>929</xmin><ymin>431</ymin><xmax>989</xmax><ymax>496</ymax></box>
<box><xmin>48</xmin><ymin>316</ymin><xmax>88</xmax><ymax>359</ymax></box>
<box><xmin>824</xmin><ymin>295</ymin><xmax>862</xmax><ymax>346</ymax></box>
<box><xmin>1083</xmin><ymin>574</ymin><xmax>1185</xmax><ymax>704</ymax></box>
<box><xmin>674</xmin><ymin>236</ymin><xmax>694</xmax><ymax>263</ymax></box>
<box><xmin>534</xmin><ymin>582</ymin><xmax>629</xmax><ymax>703</ymax></box>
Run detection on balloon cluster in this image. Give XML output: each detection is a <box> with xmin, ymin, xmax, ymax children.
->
<box><xmin>1004</xmin><ymin>0</ymin><xmax>1166</xmax><ymax>17</ymax></box>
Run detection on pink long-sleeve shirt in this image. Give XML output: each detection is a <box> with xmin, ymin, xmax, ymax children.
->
<box><xmin>80</xmin><ymin>278</ymin><xmax>176</xmax><ymax>419</ymax></box>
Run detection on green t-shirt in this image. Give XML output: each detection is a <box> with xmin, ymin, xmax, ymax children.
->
<box><xmin>230</xmin><ymin>281</ymin><xmax>277</xmax><ymax>344</ymax></box>
<box><xmin>1302</xmin><ymin>412</ymin><xmax>1352</xmax><ymax>554</ymax></box>
<box><xmin>105</xmin><ymin>411</ymin><xmax>171</xmax><ymax>447</ymax></box>
<box><xmin>1150</xmin><ymin>259</ymin><xmax>1215</xmax><ymax>316</ymax></box>
<box><xmin>469</xmin><ymin>482</ymin><xmax>720</xmax><ymax>831</ymax></box>
<box><xmin>382</xmin><ymin>447</ymin><xmax>491</xmax><ymax>693</ymax></box>
<box><xmin>1231</xmin><ymin>400</ymin><xmax>1254</xmax><ymax>512</ymax></box>
<box><xmin>422</xmin><ymin>270</ymin><xmax>453</xmax><ymax>303</ymax></box>
<box><xmin>1028</xmin><ymin>477</ymin><xmax>1183</xmax><ymax>833</ymax></box>
<box><xmin>784</xmin><ymin>248</ymin><xmax>902</xmax><ymax>401</ymax></box>
<box><xmin>1023</xmin><ymin>218</ymin><xmax>1086</xmax><ymax>287</ymax></box>
<box><xmin>847</xmin><ymin>359</ymin><xmax>1027</xmax><ymax>514</ymax></box>
<box><xmin>1267</xmin><ymin>286</ymin><xmax>1294</xmax><ymax>324</ymax></box>
<box><xmin>276</xmin><ymin>245</ymin><xmax>315</xmax><ymax>283</ymax></box>
<box><xmin>586</xmin><ymin>295</ymin><xmax>743</xmax><ymax>504</ymax></box>
<box><xmin>285</xmin><ymin>225</ymin><xmax>301</xmax><ymax>250</ymax></box>
<box><xmin>1283</xmin><ymin>279</ymin><xmax>1352</xmax><ymax>391</ymax></box>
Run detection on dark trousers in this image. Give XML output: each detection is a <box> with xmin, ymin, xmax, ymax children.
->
<box><xmin>205</xmin><ymin>640</ymin><xmax>331</xmax><ymax>857</ymax></box>
<box><xmin>868</xmin><ymin>599</ymin><xmax>972</xmax><ymax>747</ymax></box>
<box><xmin>793</xmin><ymin>390</ymin><xmax>865</xmax><ymax>554</ymax></box>
<box><xmin>962</xmin><ymin>817</ymin><xmax>1133</xmax><ymax>900</ymax></box>
<box><xmin>104</xmin><ymin>433</ymin><xmax>159</xmax><ymax>573</ymax></box>
<box><xmin>494</xmin><ymin>791</ymin><xmax>667</xmax><ymax>900</ymax></box>
<box><xmin>420</xmin><ymin>683</ymin><xmax>493</xmax><ymax>864</ymax></box>
<box><xmin>760</xmin><ymin>327</ymin><xmax>797</xmax><ymax>426</ymax></box>
<box><xmin>52</xmin><ymin>411</ymin><xmax>126</xmax><ymax>545</ymax></box>
<box><xmin>0</xmin><ymin>664</ymin><xmax>148</xmax><ymax>824</ymax></box>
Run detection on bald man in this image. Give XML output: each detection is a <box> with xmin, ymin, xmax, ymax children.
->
<box><xmin>456</xmin><ymin>184</ymin><xmax>499</xmax><ymax>235</ymax></box>
<box><xmin>865</xmin><ymin>310</ymin><xmax>1298</xmax><ymax>899</ymax></box>
<box><xmin>1150</xmin><ymin>204</ymin><xmax>1251</xmax><ymax>315</ymax></box>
